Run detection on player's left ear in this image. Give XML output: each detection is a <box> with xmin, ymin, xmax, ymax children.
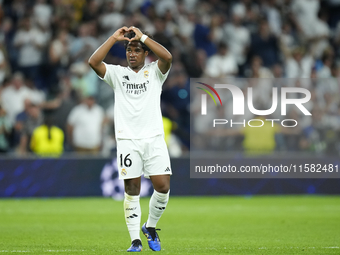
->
<box><xmin>144</xmin><ymin>50</ymin><xmax>149</xmax><ymax>56</ymax></box>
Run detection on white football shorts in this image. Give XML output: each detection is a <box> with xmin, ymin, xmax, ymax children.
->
<box><xmin>117</xmin><ymin>135</ymin><xmax>172</xmax><ymax>179</ymax></box>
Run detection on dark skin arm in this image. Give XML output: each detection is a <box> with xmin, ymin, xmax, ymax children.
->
<box><xmin>88</xmin><ymin>26</ymin><xmax>173</xmax><ymax>76</ymax></box>
<box><xmin>128</xmin><ymin>26</ymin><xmax>172</xmax><ymax>74</ymax></box>
<box><xmin>88</xmin><ymin>26</ymin><xmax>130</xmax><ymax>78</ymax></box>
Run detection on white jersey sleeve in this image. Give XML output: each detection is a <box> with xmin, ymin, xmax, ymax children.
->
<box><xmin>100</xmin><ymin>62</ymin><xmax>122</xmax><ymax>90</ymax></box>
<box><xmin>154</xmin><ymin>60</ymin><xmax>171</xmax><ymax>85</ymax></box>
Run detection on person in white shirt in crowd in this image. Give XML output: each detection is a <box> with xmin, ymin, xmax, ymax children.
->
<box><xmin>291</xmin><ymin>0</ymin><xmax>330</xmax><ymax>59</ymax></box>
<box><xmin>263</xmin><ymin>0</ymin><xmax>282</xmax><ymax>36</ymax></box>
<box><xmin>0</xmin><ymin>72</ymin><xmax>42</xmax><ymax>126</ymax></box>
<box><xmin>279</xmin><ymin>21</ymin><xmax>298</xmax><ymax>55</ymax></box>
<box><xmin>291</xmin><ymin>0</ymin><xmax>320</xmax><ymax>37</ymax></box>
<box><xmin>205</xmin><ymin>42</ymin><xmax>238</xmax><ymax>78</ymax></box>
<box><xmin>13</xmin><ymin>16</ymin><xmax>49</xmax><ymax>88</ymax></box>
<box><xmin>33</xmin><ymin>0</ymin><xmax>53</xmax><ymax>28</ymax></box>
<box><xmin>284</xmin><ymin>47</ymin><xmax>314</xmax><ymax>79</ymax></box>
<box><xmin>99</xmin><ymin>1</ymin><xmax>125</xmax><ymax>36</ymax></box>
<box><xmin>317</xmin><ymin>48</ymin><xmax>334</xmax><ymax>79</ymax></box>
<box><xmin>223</xmin><ymin>10</ymin><xmax>250</xmax><ymax>66</ymax></box>
<box><xmin>48</xmin><ymin>29</ymin><xmax>70</xmax><ymax>82</ymax></box>
<box><xmin>66</xmin><ymin>96</ymin><xmax>105</xmax><ymax>153</ymax></box>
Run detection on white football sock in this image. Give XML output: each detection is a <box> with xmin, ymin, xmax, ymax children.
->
<box><xmin>146</xmin><ymin>190</ymin><xmax>170</xmax><ymax>228</ymax></box>
<box><xmin>124</xmin><ymin>193</ymin><xmax>141</xmax><ymax>241</ymax></box>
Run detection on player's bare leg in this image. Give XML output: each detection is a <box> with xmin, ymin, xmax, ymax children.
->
<box><xmin>124</xmin><ymin>177</ymin><xmax>141</xmax><ymax>195</ymax></box>
<box><xmin>124</xmin><ymin>177</ymin><xmax>143</xmax><ymax>252</ymax></box>
<box><xmin>142</xmin><ymin>174</ymin><xmax>170</xmax><ymax>251</ymax></box>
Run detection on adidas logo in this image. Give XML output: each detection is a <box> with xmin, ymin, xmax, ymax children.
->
<box><xmin>127</xmin><ymin>213</ymin><xmax>138</xmax><ymax>219</ymax></box>
<box><xmin>165</xmin><ymin>167</ymin><xmax>171</xmax><ymax>172</ymax></box>
<box><xmin>155</xmin><ymin>206</ymin><xmax>166</xmax><ymax>210</ymax></box>
<box><xmin>123</xmin><ymin>75</ymin><xmax>129</xmax><ymax>80</ymax></box>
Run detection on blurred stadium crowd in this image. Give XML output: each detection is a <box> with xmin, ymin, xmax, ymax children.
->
<box><xmin>0</xmin><ymin>0</ymin><xmax>340</xmax><ymax>156</ymax></box>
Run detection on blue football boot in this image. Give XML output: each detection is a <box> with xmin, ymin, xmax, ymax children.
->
<box><xmin>141</xmin><ymin>223</ymin><xmax>161</xmax><ymax>251</ymax></box>
<box><xmin>127</xmin><ymin>239</ymin><xmax>143</xmax><ymax>252</ymax></box>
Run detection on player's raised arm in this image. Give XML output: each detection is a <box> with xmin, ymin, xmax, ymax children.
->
<box><xmin>129</xmin><ymin>26</ymin><xmax>172</xmax><ymax>74</ymax></box>
<box><xmin>88</xmin><ymin>26</ymin><xmax>130</xmax><ymax>78</ymax></box>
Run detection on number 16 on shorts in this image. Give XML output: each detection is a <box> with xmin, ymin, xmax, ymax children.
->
<box><xmin>119</xmin><ymin>153</ymin><xmax>133</xmax><ymax>177</ymax></box>
<box><xmin>120</xmin><ymin>153</ymin><xmax>132</xmax><ymax>168</ymax></box>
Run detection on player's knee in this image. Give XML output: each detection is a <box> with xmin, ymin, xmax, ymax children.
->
<box><xmin>154</xmin><ymin>183</ymin><xmax>170</xmax><ymax>194</ymax></box>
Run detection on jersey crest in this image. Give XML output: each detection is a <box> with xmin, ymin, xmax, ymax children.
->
<box><xmin>144</xmin><ymin>70</ymin><xmax>149</xmax><ymax>79</ymax></box>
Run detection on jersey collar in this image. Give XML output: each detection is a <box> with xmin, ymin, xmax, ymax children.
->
<box><xmin>127</xmin><ymin>63</ymin><xmax>147</xmax><ymax>73</ymax></box>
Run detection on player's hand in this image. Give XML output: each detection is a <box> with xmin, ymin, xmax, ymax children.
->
<box><xmin>128</xmin><ymin>26</ymin><xmax>143</xmax><ymax>41</ymax></box>
<box><xmin>112</xmin><ymin>27</ymin><xmax>131</xmax><ymax>42</ymax></box>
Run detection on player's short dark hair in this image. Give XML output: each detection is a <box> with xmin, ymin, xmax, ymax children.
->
<box><xmin>124</xmin><ymin>31</ymin><xmax>152</xmax><ymax>52</ymax></box>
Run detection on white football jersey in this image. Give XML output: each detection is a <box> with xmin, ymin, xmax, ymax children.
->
<box><xmin>100</xmin><ymin>60</ymin><xmax>170</xmax><ymax>139</ymax></box>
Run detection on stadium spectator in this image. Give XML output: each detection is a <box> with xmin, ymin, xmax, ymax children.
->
<box><xmin>17</xmin><ymin>103</ymin><xmax>43</xmax><ymax>155</ymax></box>
<box><xmin>249</xmin><ymin>19</ymin><xmax>280</xmax><ymax>68</ymax></box>
<box><xmin>193</xmin><ymin>15</ymin><xmax>217</xmax><ymax>57</ymax></box>
<box><xmin>316</xmin><ymin>49</ymin><xmax>334</xmax><ymax>78</ymax></box>
<box><xmin>242</xmin><ymin>115</ymin><xmax>281</xmax><ymax>155</ymax></box>
<box><xmin>70</xmin><ymin>62</ymin><xmax>99</xmax><ymax>98</ymax></box>
<box><xmin>81</xmin><ymin>0</ymin><xmax>101</xmax><ymax>23</ymax></box>
<box><xmin>0</xmin><ymin>72</ymin><xmax>33</xmax><ymax>125</ymax></box>
<box><xmin>68</xmin><ymin>23</ymin><xmax>99</xmax><ymax>63</ymax></box>
<box><xmin>245</xmin><ymin>55</ymin><xmax>273</xmax><ymax>78</ymax></box>
<box><xmin>33</xmin><ymin>0</ymin><xmax>53</xmax><ymax>28</ymax></box>
<box><xmin>279</xmin><ymin>21</ymin><xmax>298</xmax><ymax>57</ymax></box>
<box><xmin>48</xmin><ymin>29</ymin><xmax>70</xmax><ymax>88</ymax></box>
<box><xmin>291</xmin><ymin>0</ymin><xmax>320</xmax><ymax>38</ymax></box>
<box><xmin>30</xmin><ymin>116</ymin><xmax>64</xmax><ymax>157</ymax></box>
<box><xmin>177</xmin><ymin>12</ymin><xmax>195</xmax><ymax>46</ymax></box>
<box><xmin>205</xmin><ymin>42</ymin><xmax>238</xmax><ymax>78</ymax></box>
<box><xmin>0</xmin><ymin>43</ymin><xmax>9</xmax><ymax>85</ymax></box>
<box><xmin>39</xmin><ymin>82</ymin><xmax>77</xmax><ymax>136</ymax></box>
<box><xmin>309</xmin><ymin>10</ymin><xmax>331</xmax><ymax>59</ymax></box>
<box><xmin>13</xmin><ymin>16</ymin><xmax>49</xmax><ymax>89</ymax></box>
<box><xmin>98</xmin><ymin>1</ymin><xmax>124</xmax><ymax>35</ymax></box>
<box><xmin>1</xmin><ymin>18</ymin><xmax>17</xmax><ymax>72</ymax></box>
<box><xmin>181</xmin><ymin>48</ymin><xmax>207</xmax><ymax>78</ymax></box>
<box><xmin>152</xmin><ymin>18</ymin><xmax>173</xmax><ymax>52</ymax></box>
<box><xmin>66</xmin><ymin>96</ymin><xmax>105</xmax><ymax>153</ymax></box>
<box><xmin>284</xmin><ymin>47</ymin><xmax>314</xmax><ymax>79</ymax></box>
<box><xmin>13</xmin><ymin>99</ymin><xmax>33</xmax><ymax>148</ymax></box>
<box><xmin>222</xmin><ymin>10</ymin><xmax>250</xmax><ymax>67</ymax></box>
<box><xmin>241</xmin><ymin>0</ymin><xmax>261</xmax><ymax>34</ymax></box>
<box><xmin>210</xmin><ymin>14</ymin><xmax>224</xmax><ymax>44</ymax></box>
<box><xmin>101</xmin><ymin>103</ymin><xmax>116</xmax><ymax>157</ymax></box>
<box><xmin>0</xmin><ymin>103</ymin><xmax>11</xmax><ymax>153</ymax></box>
<box><xmin>265</xmin><ymin>0</ymin><xmax>282</xmax><ymax>36</ymax></box>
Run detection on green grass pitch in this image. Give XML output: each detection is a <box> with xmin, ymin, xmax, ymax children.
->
<box><xmin>0</xmin><ymin>196</ymin><xmax>339</xmax><ymax>254</ymax></box>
